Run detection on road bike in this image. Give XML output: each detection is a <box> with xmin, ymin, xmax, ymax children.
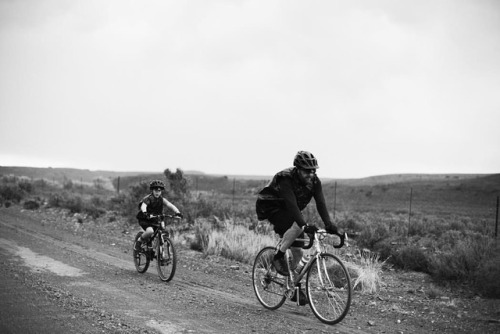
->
<box><xmin>133</xmin><ymin>214</ymin><xmax>178</xmax><ymax>282</ymax></box>
<box><xmin>252</xmin><ymin>229</ymin><xmax>352</xmax><ymax>325</ymax></box>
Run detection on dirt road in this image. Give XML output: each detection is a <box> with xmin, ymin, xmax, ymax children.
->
<box><xmin>0</xmin><ymin>206</ymin><xmax>499</xmax><ymax>333</ymax></box>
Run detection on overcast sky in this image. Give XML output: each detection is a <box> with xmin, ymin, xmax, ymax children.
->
<box><xmin>1</xmin><ymin>0</ymin><xmax>499</xmax><ymax>179</ymax></box>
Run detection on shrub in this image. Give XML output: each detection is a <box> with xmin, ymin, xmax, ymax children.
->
<box><xmin>18</xmin><ymin>178</ymin><xmax>33</xmax><ymax>193</ymax></box>
<box><xmin>357</xmin><ymin>220</ymin><xmax>391</xmax><ymax>249</ymax></box>
<box><xmin>474</xmin><ymin>251</ymin><xmax>500</xmax><ymax>298</ymax></box>
<box><xmin>90</xmin><ymin>195</ymin><xmax>105</xmax><ymax>207</ymax></box>
<box><xmin>164</xmin><ymin>168</ymin><xmax>190</xmax><ymax>200</ymax></box>
<box><xmin>343</xmin><ymin>218</ymin><xmax>363</xmax><ymax>232</ymax></box>
<box><xmin>190</xmin><ymin>219</ymin><xmax>213</xmax><ymax>252</ymax></box>
<box><xmin>0</xmin><ymin>184</ymin><xmax>24</xmax><ymax>202</ymax></box>
<box><xmin>428</xmin><ymin>234</ymin><xmax>495</xmax><ymax>283</ymax></box>
<box><xmin>23</xmin><ymin>200</ymin><xmax>40</xmax><ymax>210</ymax></box>
<box><xmin>391</xmin><ymin>245</ymin><xmax>430</xmax><ymax>272</ymax></box>
<box><xmin>84</xmin><ymin>204</ymin><xmax>106</xmax><ymax>219</ymax></box>
<box><xmin>190</xmin><ymin>196</ymin><xmax>232</xmax><ymax>220</ymax></box>
<box><xmin>48</xmin><ymin>193</ymin><xmax>64</xmax><ymax>208</ymax></box>
<box><xmin>63</xmin><ymin>195</ymin><xmax>85</xmax><ymax>214</ymax></box>
<box><xmin>63</xmin><ymin>180</ymin><xmax>74</xmax><ymax>190</ymax></box>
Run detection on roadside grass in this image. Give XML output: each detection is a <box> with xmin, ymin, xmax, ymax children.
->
<box><xmin>347</xmin><ymin>248</ymin><xmax>386</xmax><ymax>294</ymax></box>
<box><xmin>189</xmin><ymin>218</ymin><xmax>277</xmax><ymax>264</ymax></box>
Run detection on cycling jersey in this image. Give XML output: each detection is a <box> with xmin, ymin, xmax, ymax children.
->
<box><xmin>141</xmin><ymin>194</ymin><xmax>164</xmax><ymax>215</ymax></box>
<box><xmin>256</xmin><ymin>167</ymin><xmax>332</xmax><ymax>232</ymax></box>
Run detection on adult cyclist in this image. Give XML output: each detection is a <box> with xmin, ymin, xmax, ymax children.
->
<box><xmin>255</xmin><ymin>151</ymin><xmax>338</xmax><ymax>304</ymax></box>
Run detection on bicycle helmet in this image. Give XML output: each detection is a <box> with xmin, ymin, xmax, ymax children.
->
<box><xmin>293</xmin><ymin>151</ymin><xmax>319</xmax><ymax>170</ymax></box>
<box><xmin>149</xmin><ymin>180</ymin><xmax>165</xmax><ymax>190</ymax></box>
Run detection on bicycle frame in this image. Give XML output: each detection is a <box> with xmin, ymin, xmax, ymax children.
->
<box><xmin>284</xmin><ymin>230</ymin><xmax>346</xmax><ymax>297</ymax></box>
<box><xmin>147</xmin><ymin>215</ymin><xmax>177</xmax><ymax>252</ymax></box>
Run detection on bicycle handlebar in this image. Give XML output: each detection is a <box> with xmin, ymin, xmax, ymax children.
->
<box><xmin>147</xmin><ymin>214</ymin><xmax>181</xmax><ymax>227</ymax></box>
<box><xmin>332</xmin><ymin>231</ymin><xmax>347</xmax><ymax>249</ymax></box>
<box><xmin>149</xmin><ymin>214</ymin><xmax>180</xmax><ymax>219</ymax></box>
<box><xmin>298</xmin><ymin>229</ymin><xmax>347</xmax><ymax>249</ymax></box>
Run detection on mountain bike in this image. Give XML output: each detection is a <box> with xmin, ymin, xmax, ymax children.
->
<box><xmin>252</xmin><ymin>229</ymin><xmax>351</xmax><ymax>325</ymax></box>
<box><xmin>133</xmin><ymin>214</ymin><xmax>178</xmax><ymax>282</ymax></box>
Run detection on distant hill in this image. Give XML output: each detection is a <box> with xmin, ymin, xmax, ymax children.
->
<box><xmin>328</xmin><ymin>173</ymin><xmax>490</xmax><ymax>187</ymax></box>
<box><xmin>1</xmin><ymin>166</ymin><xmax>496</xmax><ymax>186</ymax></box>
<box><xmin>0</xmin><ymin>166</ymin><xmax>149</xmax><ymax>183</ymax></box>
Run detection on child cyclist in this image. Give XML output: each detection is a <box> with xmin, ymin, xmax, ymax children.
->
<box><xmin>134</xmin><ymin>180</ymin><xmax>183</xmax><ymax>250</ymax></box>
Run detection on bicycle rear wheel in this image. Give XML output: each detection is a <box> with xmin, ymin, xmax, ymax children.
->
<box><xmin>157</xmin><ymin>235</ymin><xmax>176</xmax><ymax>282</ymax></box>
<box><xmin>133</xmin><ymin>232</ymin><xmax>150</xmax><ymax>273</ymax></box>
<box><xmin>252</xmin><ymin>247</ymin><xmax>287</xmax><ymax>310</ymax></box>
<box><xmin>306</xmin><ymin>253</ymin><xmax>352</xmax><ymax>325</ymax></box>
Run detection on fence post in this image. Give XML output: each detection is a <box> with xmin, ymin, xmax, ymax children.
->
<box><xmin>117</xmin><ymin>176</ymin><xmax>120</xmax><ymax>194</ymax></box>
<box><xmin>408</xmin><ymin>187</ymin><xmax>413</xmax><ymax>237</ymax></box>
<box><xmin>333</xmin><ymin>181</ymin><xmax>337</xmax><ymax>220</ymax></box>
<box><xmin>495</xmin><ymin>196</ymin><xmax>499</xmax><ymax>238</ymax></box>
<box><xmin>232</xmin><ymin>178</ymin><xmax>235</xmax><ymax>208</ymax></box>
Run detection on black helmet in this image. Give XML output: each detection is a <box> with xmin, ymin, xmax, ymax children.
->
<box><xmin>149</xmin><ymin>180</ymin><xmax>165</xmax><ymax>190</ymax></box>
<box><xmin>293</xmin><ymin>151</ymin><xmax>319</xmax><ymax>170</ymax></box>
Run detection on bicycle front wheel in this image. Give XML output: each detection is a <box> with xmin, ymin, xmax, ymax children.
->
<box><xmin>133</xmin><ymin>232</ymin><xmax>150</xmax><ymax>273</ymax></box>
<box><xmin>252</xmin><ymin>247</ymin><xmax>287</xmax><ymax>310</ymax></box>
<box><xmin>157</xmin><ymin>235</ymin><xmax>176</xmax><ymax>282</ymax></box>
<box><xmin>306</xmin><ymin>253</ymin><xmax>352</xmax><ymax>325</ymax></box>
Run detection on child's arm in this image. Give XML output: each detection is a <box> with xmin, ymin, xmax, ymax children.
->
<box><xmin>140</xmin><ymin>202</ymin><xmax>148</xmax><ymax>214</ymax></box>
<box><xmin>163</xmin><ymin>198</ymin><xmax>181</xmax><ymax>215</ymax></box>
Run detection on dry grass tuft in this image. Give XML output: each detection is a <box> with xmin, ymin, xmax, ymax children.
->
<box><xmin>347</xmin><ymin>248</ymin><xmax>386</xmax><ymax>294</ymax></box>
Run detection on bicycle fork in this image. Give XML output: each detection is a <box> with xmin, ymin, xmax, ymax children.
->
<box><xmin>158</xmin><ymin>233</ymin><xmax>171</xmax><ymax>263</ymax></box>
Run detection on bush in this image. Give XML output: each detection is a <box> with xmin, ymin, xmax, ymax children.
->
<box><xmin>65</xmin><ymin>195</ymin><xmax>84</xmax><ymax>214</ymax></box>
<box><xmin>47</xmin><ymin>193</ymin><xmax>105</xmax><ymax>219</ymax></box>
<box><xmin>23</xmin><ymin>200</ymin><xmax>40</xmax><ymax>210</ymax></box>
<box><xmin>63</xmin><ymin>180</ymin><xmax>74</xmax><ymax>190</ymax></box>
<box><xmin>0</xmin><ymin>184</ymin><xmax>24</xmax><ymax>202</ymax></box>
<box><xmin>48</xmin><ymin>193</ymin><xmax>64</xmax><ymax>208</ymax></box>
<box><xmin>391</xmin><ymin>245</ymin><xmax>430</xmax><ymax>272</ymax></box>
<box><xmin>428</xmin><ymin>234</ymin><xmax>495</xmax><ymax>283</ymax></box>
<box><xmin>190</xmin><ymin>220</ymin><xmax>212</xmax><ymax>251</ymax></box>
<box><xmin>474</xmin><ymin>252</ymin><xmax>500</xmax><ymax>298</ymax></box>
<box><xmin>357</xmin><ymin>220</ymin><xmax>391</xmax><ymax>249</ymax></box>
<box><xmin>18</xmin><ymin>179</ymin><xmax>33</xmax><ymax>193</ymax></box>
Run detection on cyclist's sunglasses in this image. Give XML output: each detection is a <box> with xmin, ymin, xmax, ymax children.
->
<box><xmin>152</xmin><ymin>187</ymin><xmax>163</xmax><ymax>191</ymax></box>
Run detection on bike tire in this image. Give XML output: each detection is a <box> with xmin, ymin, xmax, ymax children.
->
<box><xmin>252</xmin><ymin>247</ymin><xmax>287</xmax><ymax>310</ymax></box>
<box><xmin>156</xmin><ymin>235</ymin><xmax>176</xmax><ymax>282</ymax></box>
<box><xmin>306</xmin><ymin>253</ymin><xmax>352</xmax><ymax>325</ymax></box>
<box><xmin>133</xmin><ymin>232</ymin><xmax>150</xmax><ymax>273</ymax></box>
